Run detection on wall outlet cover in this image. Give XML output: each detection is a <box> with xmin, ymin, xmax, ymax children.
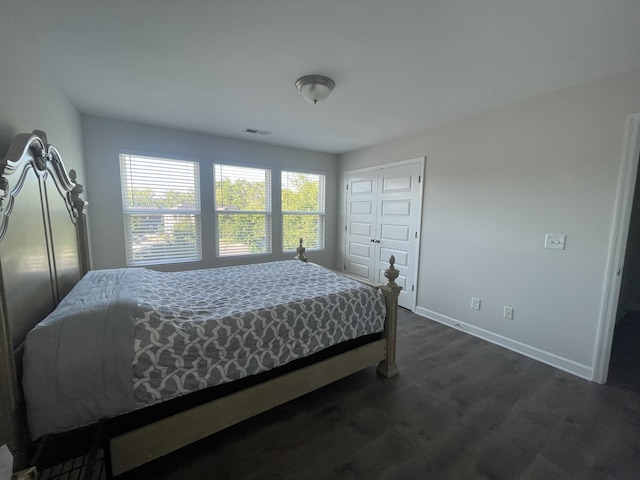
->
<box><xmin>544</xmin><ymin>234</ymin><xmax>566</xmax><ymax>250</ymax></box>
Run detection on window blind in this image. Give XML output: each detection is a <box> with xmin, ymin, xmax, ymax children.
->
<box><xmin>214</xmin><ymin>164</ymin><xmax>272</xmax><ymax>257</ymax></box>
<box><xmin>281</xmin><ymin>171</ymin><xmax>326</xmax><ymax>251</ymax></box>
<box><xmin>120</xmin><ymin>154</ymin><xmax>202</xmax><ymax>266</ymax></box>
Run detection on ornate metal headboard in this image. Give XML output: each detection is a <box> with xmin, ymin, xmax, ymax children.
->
<box><xmin>0</xmin><ymin>130</ymin><xmax>89</xmax><ymax>460</ymax></box>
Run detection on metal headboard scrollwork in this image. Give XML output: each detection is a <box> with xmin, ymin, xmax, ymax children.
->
<box><xmin>0</xmin><ymin>130</ymin><xmax>84</xmax><ymax>241</ymax></box>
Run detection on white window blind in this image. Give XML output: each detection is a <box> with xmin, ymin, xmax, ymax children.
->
<box><xmin>282</xmin><ymin>171</ymin><xmax>326</xmax><ymax>251</ymax></box>
<box><xmin>120</xmin><ymin>153</ymin><xmax>201</xmax><ymax>266</ymax></box>
<box><xmin>214</xmin><ymin>164</ymin><xmax>272</xmax><ymax>257</ymax></box>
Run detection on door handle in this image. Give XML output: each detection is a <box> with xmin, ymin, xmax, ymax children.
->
<box><xmin>375</xmin><ymin>239</ymin><xmax>380</xmax><ymax>243</ymax></box>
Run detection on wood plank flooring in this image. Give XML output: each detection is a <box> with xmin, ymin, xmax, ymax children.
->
<box><xmin>118</xmin><ymin>309</ymin><xmax>640</xmax><ymax>479</ymax></box>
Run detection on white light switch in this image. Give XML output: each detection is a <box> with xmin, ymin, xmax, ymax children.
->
<box><xmin>471</xmin><ymin>297</ymin><xmax>481</xmax><ymax>310</ymax></box>
<box><xmin>544</xmin><ymin>234</ymin><xmax>566</xmax><ymax>250</ymax></box>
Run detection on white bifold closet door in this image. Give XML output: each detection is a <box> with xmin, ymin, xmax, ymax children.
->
<box><xmin>344</xmin><ymin>159</ymin><xmax>423</xmax><ymax>311</ymax></box>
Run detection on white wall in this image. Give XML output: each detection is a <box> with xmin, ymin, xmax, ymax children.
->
<box><xmin>0</xmin><ymin>18</ymin><xmax>83</xmax><ymax>176</ymax></box>
<box><xmin>338</xmin><ymin>69</ymin><xmax>640</xmax><ymax>380</ymax></box>
<box><xmin>82</xmin><ymin>115</ymin><xmax>338</xmax><ymax>270</ymax></box>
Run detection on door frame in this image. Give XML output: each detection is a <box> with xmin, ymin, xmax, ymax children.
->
<box><xmin>343</xmin><ymin>157</ymin><xmax>426</xmax><ymax>311</ymax></box>
<box><xmin>593</xmin><ymin>114</ymin><xmax>640</xmax><ymax>383</ymax></box>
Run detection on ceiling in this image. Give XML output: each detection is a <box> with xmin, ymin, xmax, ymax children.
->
<box><xmin>7</xmin><ymin>0</ymin><xmax>640</xmax><ymax>154</ymax></box>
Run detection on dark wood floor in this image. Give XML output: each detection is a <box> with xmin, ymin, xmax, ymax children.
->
<box><xmin>118</xmin><ymin>309</ymin><xmax>640</xmax><ymax>480</ymax></box>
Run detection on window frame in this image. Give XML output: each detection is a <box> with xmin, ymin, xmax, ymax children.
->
<box><xmin>213</xmin><ymin>163</ymin><xmax>273</xmax><ymax>258</ymax></box>
<box><xmin>119</xmin><ymin>152</ymin><xmax>202</xmax><ymax>266</ymax></box>
<box><xmin>281</xmin><ymin>169</ymin><xmax>326</xmax><ymax>252</ymax></box>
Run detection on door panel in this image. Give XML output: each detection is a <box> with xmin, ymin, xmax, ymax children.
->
<box><xmin>382</xmin><ymin>175</ymin><xmax>413</xmax><ymax>192</ymax></box>
<box><xmin>351</xmin><ymin>178</ymin><xmax>375</xmax><ymax>194</ymax></box>
<box><xmin>375</xmin><ymin>163</ymin><xmax>421</xmax><ymax>310</ymax></box>
<box><xmin>345</xmin><ymin>172</ymin><xmax>377</xmax><ymax>282</ymax></box>
<box><xmin>350</xmin><ymin>201</ymin><xmax>373</xmax><ymax>215</ymax></box>
<box><xmin>345</xmin><ymin>161</ymin><xmax>422</xmax><ymax>310</ymax></box>
<box><xmin>379</xmin><ymin>247</ymin><xmax>408</xmax><ymax>266</ymax></box>
<box><xmin>349</xmin><ymin>261</ymin><xmax>371</xmax><ymax>279</ymax></box>
<box><xmin>350</xmin><ymin>222</ymin><xmax>371</xmax><ymax>236</ymax></box>
<box><xmin>349</xmin><ymin>241</ymin><xmax>372</xmax><ymax>258</ymax></box>
<box><xmin>380</xmin><ymin>224</ymin><xmax>411</xmax><ymax>241</ymax></box>
<box><xmin>381</xmin><ymin>199</ymin><xmax>411</xmax><ymax>216</ymax></box>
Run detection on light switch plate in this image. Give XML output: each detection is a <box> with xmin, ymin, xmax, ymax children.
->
<box><xmin>544</xmin><ymin>234</ymin><xmax>566</xmax><ymax>250</ymax></box>
<box><xmin>471</xmin><ymin>297</ymin><xmax>481</xmax><ymax>310</ymax></box>
<box><xmin>503</xmin><ymin>306</ymin><xmax>514</xmax><ymax>320</ymax></box>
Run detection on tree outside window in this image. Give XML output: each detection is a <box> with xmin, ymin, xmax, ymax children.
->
<box><xmin>282</xmin><ymin>171</ymin><xmax>325</xmax><ymax>251</ymax></box>
<box><xmin>214</xmin><ymin>165</ymin><xmax>272</xmax><ymax>257</ymax></box>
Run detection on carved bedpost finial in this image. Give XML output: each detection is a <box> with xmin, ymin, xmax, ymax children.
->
<box><xmin>384</xmin><ymin>255</ymin><xmax>400</xmax><ymax>287</ymax></box>
<box><xmin>295</xmin><ymin>237</ymin><xmax>307</xmax><ymax>262</ymax></box>
<box><xmin>69</xmin><ymin>169</ymin><xmax>87</xmax><ymax>215</ymax></box>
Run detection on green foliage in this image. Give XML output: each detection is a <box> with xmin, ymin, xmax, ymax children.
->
<box><xmin>282</xmin><ymin>173</ymin><xmax>324</xmax><ymax>251</ymax></box>
<box><xmin>127</xmin><ymin>188</ymin><xmax>199</xmax><ymax>253</ymax></box>
<box><xmin>282</xmin><ymin>174</ymin><xmax>320</xmax><ymax>211</ymax></box>
<box><xmin>129</xmin><ymin>172</ymin><xmax>325</xmax><ymax>257</ymax></box>
<box><xmin>218</xmin><ymin>213</ymin><xmax>268</xmax><ymax>254</ymax></box>
<box><xmin>127</xmin><ymin>188</ymin><xmax>196</xmax><ymax>209</ymax></box>
<box><xmin>216</xmin><ymin>178</ymin><xmax>266</xmax><ymax>211</ymax></box>
<box><xmin>215</xmin><ymin>172</ymin><xmax>324</xmax><ymax>255</ymax></box>
<box><xmin>128</xmin><ymin>187</ymin><xmax>155</xmax><ymax>207</ymax></box>
<box><xmin>283</xmin><ymin>214</ymin><xmax>322</xmax><ymax>251</ymax></box>
<box><xmin>215</xmin><ymin>177</ymin><xmax>270</xmax><ymax>254</ymax></box>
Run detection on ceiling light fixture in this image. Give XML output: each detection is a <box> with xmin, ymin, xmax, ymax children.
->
<box><xmin>295</xmin><ymin>75</ymin><xmax>335</xmax><ymax>104</ymax></box>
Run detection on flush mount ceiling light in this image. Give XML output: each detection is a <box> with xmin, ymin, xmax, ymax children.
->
<box><xmin>295</xmin><ymin>75</ymin><xmax>335</xmax><ymax>104</ymax></box>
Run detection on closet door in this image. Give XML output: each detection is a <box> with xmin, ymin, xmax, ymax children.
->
<box><xmin>344</xmin><ymin>160</ymin><xmax>423</xmax><ymax>311</ymax></box>
<box><xmin>345</xmin><ymin>171</ymin><xmax>378</xmax><ymax>282</ymax></box>
<box><xmin>374</xmin><ymin>163</ymin><xmax>421</xmax><ymax>310</ymax></box>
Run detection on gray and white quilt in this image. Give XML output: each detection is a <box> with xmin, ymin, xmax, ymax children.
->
<box><xmin>23</xmin><ymin>260</ymin><xmax>386</xmax><ymax>439</ymax></box>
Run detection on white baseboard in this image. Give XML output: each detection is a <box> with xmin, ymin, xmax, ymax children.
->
<box><xmin>414</xmin><ymin>307</ymin><xmax>594</xmax><ymax>381</ymax></box>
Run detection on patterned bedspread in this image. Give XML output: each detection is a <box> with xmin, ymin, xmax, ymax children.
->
<box><xmin>23</xmin><ymin>260</ymin><xmax>386</xmax><ymax>439</ymax></box>
<box><xmin>133</xmin><ymin>261</ymin><xmax>386</xmax><ymax>406</ymax></box>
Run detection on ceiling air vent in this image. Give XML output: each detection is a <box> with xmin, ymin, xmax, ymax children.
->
<box><xmin>243</xmin><ymin>128</ymin><xmax>271</xmax><ymax>136</ymax></box>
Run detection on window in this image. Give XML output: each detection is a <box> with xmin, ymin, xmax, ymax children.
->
<box><xmin>282</xmin><ymin>171</ymin><xmax>325</xmax><ymax>251</ymax></box>
<box><xmin>120</xmin><ymin>153</ymin><xmax>201</xmax><ymax>266</ymax></box>
<box><xmin>214</xmin><ymin>164</ymin><xmax>272</xmax><ymax>257</ymax></box>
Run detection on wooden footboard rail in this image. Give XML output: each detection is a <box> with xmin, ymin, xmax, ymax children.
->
<box><xmin>109</xmin><ymin>256</ymin><xmax>401</xmax><ymax>476</ymax></box>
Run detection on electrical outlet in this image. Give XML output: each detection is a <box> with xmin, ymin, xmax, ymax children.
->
<box><xmin>471</xmin><ymin>297</ymin><xmax>481</xmax><ymax>310</ymax></box>
<box><xmin>544</xmin><ymin>234</ymin><xmax>566</xmax><ymax>250</ymax></box>
<box><xmin>503</xmin><ymin>306</ymin><xmax>514</xmax><ymax>320</ymax></box>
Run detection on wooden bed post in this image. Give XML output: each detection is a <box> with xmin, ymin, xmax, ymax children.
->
<box><xmin>295</xmin><ymin>237</ymin><xmax>307</xmax><ymax>262</ymax></box>
<box><xmin>377</xmin><ymin>256</ymin><xmax>401</xmax><ymax>378</ymax></box>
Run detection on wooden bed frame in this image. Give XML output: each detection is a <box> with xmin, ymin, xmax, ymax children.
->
<box><xmin>0</xmin><ymin>131</ymin><xmax>401</xmax><ymax>476</ymax></box>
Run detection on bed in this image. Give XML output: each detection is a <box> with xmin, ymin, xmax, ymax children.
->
<box><xmin>0</xmin><ymin>131</ymin><xmax>401</xmax><ymax>476</ymax></box>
